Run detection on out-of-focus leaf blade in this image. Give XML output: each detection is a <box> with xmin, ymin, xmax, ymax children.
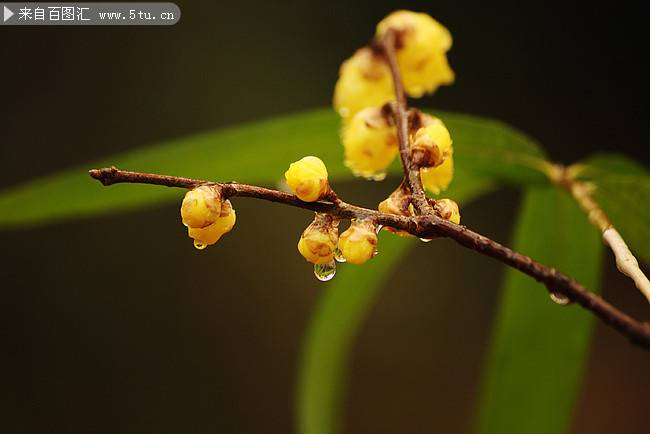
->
<box><xmin>0</xmin><ymin>108</ymin><xmax>546</xmax><ymax>229</ymax></box>
<box><xmin>296</xmin><ymin>233</ymin><xmax>414</xmax><ymax>434</ymax></box>
<box><xmin>475</xmin><ymin>186</ymin><xmax>603</xmax><ymax>434</ymax></box>
<box><xmin>575</xmin><ymin>152</ymin><xmax>650</xmax><ymax>264</ymax></box>
<box><xmin>296</xmin><ymin>183</ymin><xmax>493</xmax><ymax>434</ymax></box>
<box><xmin>434</xmin><ymin>110</ymin><xmax>549</xmax><ymax>185</ymax></box>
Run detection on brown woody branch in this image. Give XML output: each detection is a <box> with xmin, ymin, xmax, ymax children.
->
<box><xmin>89</xmin><ymin>166</ymin><xmax>650</xmax><ymax>349</ymax></box>
<box><xmin>381</xmin><ymin>29</ymin><xmax>432</xmax><ymax>214</ymax></box>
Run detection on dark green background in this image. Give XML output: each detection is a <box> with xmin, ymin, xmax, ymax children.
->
<box><xmin>1</xmin><ymin>1</ymin><xmax>649</xmax><ymax>433</ymax></box>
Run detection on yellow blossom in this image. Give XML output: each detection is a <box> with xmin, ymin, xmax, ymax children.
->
<box><xmin>412</xmin><ymin>116</ymin><xmax>453</xmax><ymax>168</ymax></box>
<box><xmin>338</xmin><ymin>220</ymin><xmax>378</xmax><ymax>264</ymax></box>
<box><xmin>188</xmin><ymin>200</ymin><xmax>236</xmax><ymax>249</ymax></box>
<box><xmin>378</xmin><ymin>186</ymin><xmax>414</xmax><ymax>237</ymax></box>
<box><xmin>376</xmin><ymin>10</ymin><xmax>454</xmax><ymax>97</ymax></box>
<box><xmin>434</xmin><ymin>198</ymin><xmax>461</xmax><ymax>224</ymax></box>
<box><xmin>333</xmin><ymin>47</ymin><xmax>395</xmax><ymax>119</ymax></box>
<box><xmin>180</xmin><ymin>185</ymin><xmax>221</xmax><ymax>229</ymax></box>
<box><xmin>297</xmin><ymin>215</ymin><xmax>339</xmax><ymax>264</ymax></box>
<box><xmin>421</xmin><ymin>155</ymin><xmax>454</xmax><ymax>194</ymax></box>
<box><xmin>285</xmin><ymin>156</ymin><xmax>329</xmax><ymax>202</ymax></box>
<box><xmin>342</xmin><ymin>107</ymin><xmax>398</xmax><ymax>179</ymax></box>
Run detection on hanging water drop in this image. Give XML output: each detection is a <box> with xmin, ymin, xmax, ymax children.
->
<box><xmin>334</xmin><ymin>247</ymin><xmax>346</xmax><ymax>263</ymax></box>
<box><xmin>193</xmin><ymin>240</ymin><xmax>207</xmax><ymax>250</ymax></box>
<box><xmin>549</xmin><ymin>291</ymin><xmax>571</xmax><ymax>305</ymax></box>
<box><xmin>314</xmin><ymin>261</ymin><xmax>337</xmax><ymax>282</ymax></box>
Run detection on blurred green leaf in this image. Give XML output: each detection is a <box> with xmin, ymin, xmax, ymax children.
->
<box><xmin>439</xmin><ymin>110</ymin><xmax>549</xmax><ymax>185</ymax></box>
<box><xmin>575</xmin><ymin>153</ymin><xmax>650</xmax><ymax>264</ymax></box>
<box><xmin>296</xmin><ymin>233</ymin><xmax>414</xmax><ymax>434</ymax></box>
<box><xmin>0</xmin><ymin>108</ymin><xmax>546</xmax><ymax>229</ymax></box>
<box><xmin>475</xmin><ymin>186</ymin><xmax>603</xmax><ymax>434</ymax></box>
<box><xmin>296</xmin><ymin>182</ymin><xmax>495</xmax><ymax>434</ymax></box>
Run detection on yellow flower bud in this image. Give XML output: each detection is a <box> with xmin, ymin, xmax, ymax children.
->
<box><xmin>188</xmin><ymin>200</ymin><xmax>236</xmax><ymax>249</ymax></box>
<box><xmin>297</xmin><ymin>215</ymin><xmax>339</xmax><ymax>264</ymax></box>
<box><xmin>421</xmin><ymin>154</ymin><xmax>454</xmax><ymax>194</ymax></box>
<box><xmin>376</xmin><ymin>10</ymin><xmax>454</xmax><ymax>97</ymax></box>
<box><xmin>333</xmin><ymin>47</ymin><xmax>395</xmax><ymax>119</ymax></box>
<box><xmin>412</xmin><ymin>116</ymin><xmax>453</xmax><ymax>168</ymax></box>
<box><xmin>434</xmin><ymin>198</ymin><xmax>461</xmax><ymax>224</ymax></box>
<box><xmin>338</xmin><ymin>220</ymin><xmax>378</xmax><ymax>265</ymax></box>
<box><xmin>378</xmin><ymin>186</ymin><xmax>414</xmax><ymax>237</ymax></box>
<box><xmin>285</xmin><ymin>156</ymin><xmax>330</xmax><ymax>202</ymax></box>
<box><xmin>180</xmin><ymin>185</ymin><xmax>221</xmax><ymax>229</ymax></box>
<box><xmin>342</xmin><ymin>107</ymin><xmax>398</xmax><ymax>180</ymax></box>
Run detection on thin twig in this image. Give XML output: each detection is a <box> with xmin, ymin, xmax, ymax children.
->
<box><xmin>381</xmin><ymin>29</ymin><xmax>432</xmax><ymax>214</ymax></box>
<box><xmin>89</xmin><ymin>166</ymin><xmax>650</xmax><ymax>349</ymax></box>
<box><xmin>551</xmin><ymin>165</ymin><xmax>650</xmax><ymax>304</ymax></box>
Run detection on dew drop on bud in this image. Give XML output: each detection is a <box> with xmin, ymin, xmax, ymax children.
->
<box><xmin>549</xmin><ymin>291</ymin><xmax>571</xmax><ymax>305</ymax></box>
<box><xmin>334</xmin><ymin>248</ymin><xmax>346</xmax><ymax>263</ymax></box>
<box><xmin>314</xmin><ymin>261</ymin><xmax>337</xmax><ymax>282</ymax></box>
<box><xmin>193</xmin><ymin>240</ymin><xmax>207</xmax><ymax>250</ymax></box>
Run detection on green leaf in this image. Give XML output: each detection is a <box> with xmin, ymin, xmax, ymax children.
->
<box><xmin>475</xmin><ymin>186</ymin><xmax>603</xmax><ymax>434</ymax></box>
<box><xmin>574</xmin><ymin>153</ymin><xmax>650</xmax><ymax>264</ymax></box>
<box><xmin>437</xmin><ymin>110</ymin><xmax>549</xmax><ymax>185</ymax></box>
<box><xmin>296</xmin><ymin>233</ymin><xmax>415</xmax><ymax>434</ymax></box>
<box><xmin>296</xmin><ymin>183</ymin><xmax>493</xmax><ymax>434</ymax></box>
<box><xmin>0</xmin><ymin>108</ymin><xmax>546</xmax><ymax>230</ymax></box>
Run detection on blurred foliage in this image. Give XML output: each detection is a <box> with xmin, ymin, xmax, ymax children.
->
<box><xmin>296</xmin><ymin>233</ymin><xmax>415</xmax><ymax>434</ymax></box>
<box><xmin>0</xmin><ymin>109</ymin><xmax>544</xmax><ymax>229</ymax></box>
<box><xmin>475</xmin><ymin>186</ymin><xmax>603</xmax><ymax>434</ymax></box>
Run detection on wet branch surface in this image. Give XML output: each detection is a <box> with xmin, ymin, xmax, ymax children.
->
<box><xmin>88</xmin><ymin>28</ymin><xmax>650</xmax><ymax>350</ymax></box>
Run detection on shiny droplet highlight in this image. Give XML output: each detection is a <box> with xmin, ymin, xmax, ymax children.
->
<box><xmin>314</xmin><ymin>261</ymin><xmax>337</xmax><ymax>282</ymax></box>
<box><xmin>334</xmin><ymin>248</ymin><xmax>346</xmax><ymax>263</ymax></box>
<box><xmin>549</xmin><ymin>291</ymin><xmax>571</xmax><ymax>305</ymax></box>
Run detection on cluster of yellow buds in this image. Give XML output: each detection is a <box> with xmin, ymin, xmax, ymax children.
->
<box><xmin>297</xmin><ymin>213</ymin><xmax>379</xmax><ymax>280</ymax></box>
<box><xmin>378</xmin><ymin>184</ymin><xmax>461</xmax><ymax>240</ymax></box>
<box><xmin>334</xmin><ymin>10</ymin><xmax>454</xmax><ymax>119</ymax></box>
<box><xmin>176</xmin><ymin>11</ymin><xmax>463</xmax><ymax>281</ymax></box>
<box><xmin>333</xmin><ymin>10</ymin><xmax>456</xmax><ymax>193</ymax></box>
<box><xmin>283</xmin><ymin>156</ymin><xmax>380</xmax><ymax>279</ymax></box>
<box><xmin>180</xmin><ymin>185</ymin><xmax>236</xmax><ymax>250</ymax></box>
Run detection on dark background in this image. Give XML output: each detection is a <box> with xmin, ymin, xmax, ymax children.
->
<box><xmin>1</xmin><ymin>1</ymin><xmax>649</xmax><ymax>433</ymax></box>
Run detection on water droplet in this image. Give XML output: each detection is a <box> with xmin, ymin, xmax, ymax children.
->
<box><xmin>193</xmin><ymin>240</ymin><xmax>207</xmax><ymax>250</ymax></box>
<box><xmin>419</xmin><ymin>237</ymin><xmax>433</xmax><ymax>243</ymax></box>
<box><xmin>314</xmin><ymin>261</ymin><xmax>336</xmax><ymax>282</ymax></box>
<box><xmin>376</xmin><ymin>225</ymin><xmax>383</xmax><ymax>234</ymax></box>
<box><xmin>334</xmin><ymin>248</ymin><xmax>346</xmax><ymax>263</ymax></box>
<box><xmin>372</xmin><ymin>248</ymin><xmax>379</xmax><ymax>258</ymax></box>
<box><xmin>549</xmin><ymin>292</ymin><xmax>571</xmax><ymax>305</ymax></box>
